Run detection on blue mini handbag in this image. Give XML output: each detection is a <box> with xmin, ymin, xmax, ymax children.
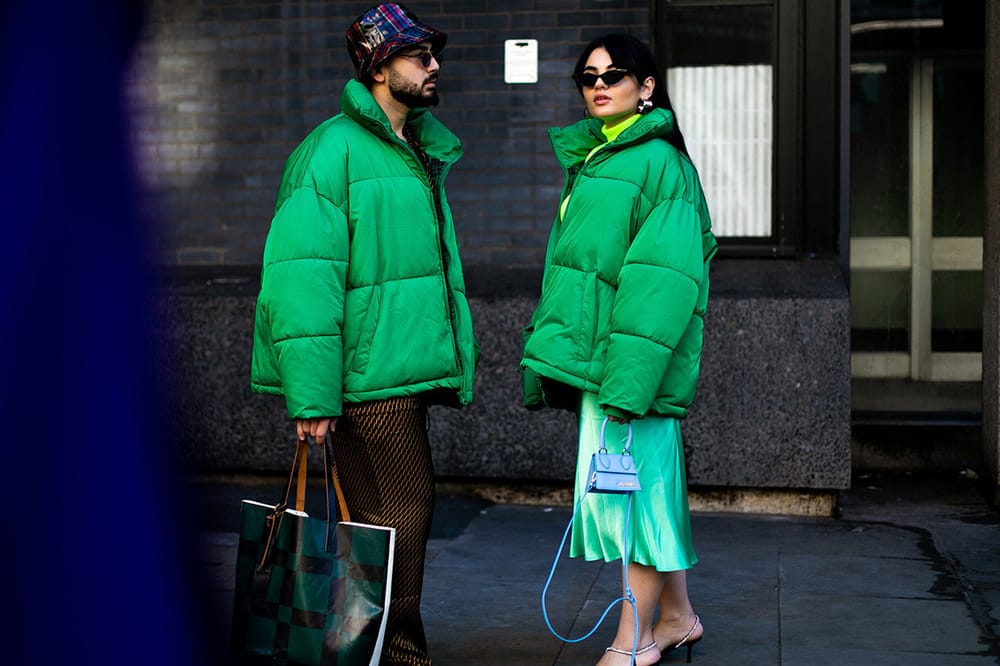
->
<box><xmin>586</xmin><ymin>418</ymin><xmax>640</xmax><ymax>494</ymax></box>
<box><xmin>542</xmin><ymin>417</ymin><xmax>642</xmax><ymax>664</ymax></box>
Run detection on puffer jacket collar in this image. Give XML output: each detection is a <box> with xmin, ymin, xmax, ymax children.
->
<box><xmin>339</xmin><ymin>79</ymin><xmax>463</xmax><ymax>165</ymax></box>
<box><xmin>548</xmin><ymin>108</ymin><xmax>676</xmax><ymax>170</ymax></box>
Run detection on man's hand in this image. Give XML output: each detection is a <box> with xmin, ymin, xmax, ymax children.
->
<box><xmin>296</xmin><ymin>417</ymin><xmax>337</xmax><ymax>444</ymax></box>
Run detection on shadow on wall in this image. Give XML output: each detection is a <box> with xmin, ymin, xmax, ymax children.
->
<box><xmin>123</xmin><ymin>2</ymin><xmax>356</xmax><ymax>265</ymax></box>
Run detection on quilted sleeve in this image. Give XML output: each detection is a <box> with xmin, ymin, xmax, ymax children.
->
<box><xmin>520</xmin><ymin>213</ymin><xmax>563</xmax><ymax>410</ymax></box>
<box><xmin>257</xmin><ymin>185</ymin><xmax>349</xmax><ymax>419</ymax></box>
<box><xmin>598</xmin><ymin>194</ymin><xmax>704</xmax><ymax>417</ymax></box>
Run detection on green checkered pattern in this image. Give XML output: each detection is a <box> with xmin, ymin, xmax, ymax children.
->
<box><xmin>230</xmin><ymin>501</ymin><xmax>393</xmax><ymax>665</ymax></box>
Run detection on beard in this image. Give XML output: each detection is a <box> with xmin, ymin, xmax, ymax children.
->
<box><xmin>387</xmin><ymin>69</ymin><xmax>439</xmax><ymax>108</ymax></box>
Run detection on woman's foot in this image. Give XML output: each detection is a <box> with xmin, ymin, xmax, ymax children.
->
<box><xmin>597</xmin><ymin>640</ymin><xmax>662</xmax><ymax>666</ymax></box>
<box><xmin>652</xmin><ymin>614</ymin><xmax>702</xmax><ymax>662</ymax></box>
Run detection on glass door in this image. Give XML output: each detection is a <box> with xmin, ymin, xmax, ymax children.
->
<box><xmin>850</xmin><ymin>54</ymin><xmax>984</xmax><ymax>382</ymax></box>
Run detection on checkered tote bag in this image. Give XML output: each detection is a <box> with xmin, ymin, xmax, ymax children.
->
<box><xmin>230</xmin><ymin>441</ymin><xmax>395</xmax><ymax>665</ymax></box>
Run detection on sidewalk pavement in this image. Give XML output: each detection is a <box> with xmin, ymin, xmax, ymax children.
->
<box><xmin>191</xmin><ymin>471</ymin><xmax>1000</xmax><ymax>665</ymax></box>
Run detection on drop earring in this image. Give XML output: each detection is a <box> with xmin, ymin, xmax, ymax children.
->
<box><xmin>637</xmin><ymin>98</ymin><xmax>653</xmax><ymax>114</ymax></box>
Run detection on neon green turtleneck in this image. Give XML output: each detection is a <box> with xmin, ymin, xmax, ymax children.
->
<box><xmin>561</xmin><ymin>113</ymin><xmax>643</xmax><ymax>220</ymax></box>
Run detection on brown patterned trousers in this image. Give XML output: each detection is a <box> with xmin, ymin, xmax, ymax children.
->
<box><xmin>329</xmin><ymin>395</ymin><xmax>435</xmax><ymax>666</ymax></box>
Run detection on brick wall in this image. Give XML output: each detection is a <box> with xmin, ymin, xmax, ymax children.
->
<box><xmin>125</xmin><ymin>0</ymin><xmax>651</xmax><ymax>268</ymax></box>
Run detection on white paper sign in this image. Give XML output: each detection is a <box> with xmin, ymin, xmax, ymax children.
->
<box><xmin>504</xmin><ymin>39</ymin><xmax>538</xmax><ymax>84</ymax></box>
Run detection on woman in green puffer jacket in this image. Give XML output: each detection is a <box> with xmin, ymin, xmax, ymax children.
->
<box><xmin>522</xmin><ymin>34</ymin><xmax>716</xmax><ymax>665</ymax></box>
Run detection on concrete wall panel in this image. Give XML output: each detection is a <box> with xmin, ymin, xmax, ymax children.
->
<box><xmin>161</xmin><ymin>260</ymin><xmax>851</xmax><ymax>490</ymax></box>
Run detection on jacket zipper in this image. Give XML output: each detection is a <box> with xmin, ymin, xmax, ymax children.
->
<box><xmin>433</xmin><ymin>159</ymin><xmax>465</xmax><ymax>388</ymax></box>
<box><xmin>397</xmin><ymin>135</ymin><xmax>466</xmax><ymax>389</ymax></box>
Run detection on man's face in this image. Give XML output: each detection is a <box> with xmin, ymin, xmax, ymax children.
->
<box><xmin>383</xmin><ymin>42</ymin><xmax>441</xmax><ymax>108</ymax></box>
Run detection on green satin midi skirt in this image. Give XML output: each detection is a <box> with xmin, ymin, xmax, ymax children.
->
<box><xmin>569</xmin><ymin>392</ymin><xmax>698</xmax><ymax>572</ymax></box>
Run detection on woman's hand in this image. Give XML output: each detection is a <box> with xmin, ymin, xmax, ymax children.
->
<box><xmin>296</xmin><ymin>417</ymin><xmax>337</xmax><ymax>444</ymax></box>
<box><xmin>607</xmin><ymin>414</ymin><xmax>631</xmax><ymax>424</ymax></box>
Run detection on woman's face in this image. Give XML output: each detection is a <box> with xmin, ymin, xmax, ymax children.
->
<box><xmin>579</xmin><ymin>47</ymin><xmax>654</xmax><ymax>127</ymax></box>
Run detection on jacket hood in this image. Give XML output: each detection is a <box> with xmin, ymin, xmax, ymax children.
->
<box><xmin>339</xmin><ymin>78</ymin><xmax>463</xmax><ymax>164</ymax></box>
<box><xmin>548</xmin><ymin>108</ymin><xmax>675</xmax><ymax>170</ymax></box>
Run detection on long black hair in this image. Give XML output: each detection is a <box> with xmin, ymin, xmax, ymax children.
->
<box><xmin>573</xmin><ymin>33</ymin><xmax>689</xmax><ymax>157</ymax></box>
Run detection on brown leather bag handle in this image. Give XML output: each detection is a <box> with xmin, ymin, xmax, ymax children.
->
<box><xmin>258</xmin><ymin>436</ymin><xmax>349</xmax><ymax>566</ymax></box>
<box><xmin>328</xmin><ymin>453</ymin><xmax>351</xmax><ymax>523</ymax></box>
<box><xmin>292</xmin><ymin>436</ymin><xmax>350</xmax><ymax>524</ymax></box>
<box><xmin>295</xmin><ymin>442</ymin><xmax>308</xmax><ymax>512</ymax></box>
<box><xmin>322</xmin><ymin>433</ymin><xmax>351</xmax><ymax>522</ymax></box>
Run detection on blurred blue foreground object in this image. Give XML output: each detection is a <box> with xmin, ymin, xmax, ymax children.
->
<box><xmin>0</xmin><ymin>1</ymin><xmax>208</xmax><ymax>664</ymax></box>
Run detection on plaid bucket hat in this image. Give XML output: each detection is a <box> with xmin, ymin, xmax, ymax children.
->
<box><xmin>346</xmin><ymin>3</ymin><xmax>447</xmax><ymax>80</ymax></box>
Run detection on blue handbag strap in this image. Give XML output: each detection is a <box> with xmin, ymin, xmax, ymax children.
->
<box><xmin>541</xmin><ymin>418</ymin><xmax>640</xmax><ymax>665</ymax></box>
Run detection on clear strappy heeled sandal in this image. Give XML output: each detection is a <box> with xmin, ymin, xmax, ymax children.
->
<box><xmin>664</xmin><ymin>614</ymin><xmax>701</xmax><ymax>663</ymax></box>
<box><xmin>605</xmin><ymin>640</ymin><xmax>659</xmax><ymax>661</ymax></box>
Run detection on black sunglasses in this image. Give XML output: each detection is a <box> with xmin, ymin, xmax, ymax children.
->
<box><xmin>573</xmin><ymin>69</ymin><xmax>632</xmax><ymax>88</ymax></box>
<box><xmin>398</xmin><ymin>50</ymin><xmax>443</xmax><ymax>68</ymax></box>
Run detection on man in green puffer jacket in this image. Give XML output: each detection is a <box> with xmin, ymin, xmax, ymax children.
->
<box><xmin>249</xmin><ymin>5</ymin><xmax>476</xmax><ymax>664</ymax></box>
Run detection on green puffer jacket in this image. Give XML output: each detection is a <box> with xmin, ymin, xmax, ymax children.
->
<box><xmin>251</xmin><ymin>79</ymin><xmax>477</xmax><ymax>419</ymax></box>
<box><xmin>521</xmin><ymin>109</ymin><xmax>717</xmax><ymax>420</ymax></box>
